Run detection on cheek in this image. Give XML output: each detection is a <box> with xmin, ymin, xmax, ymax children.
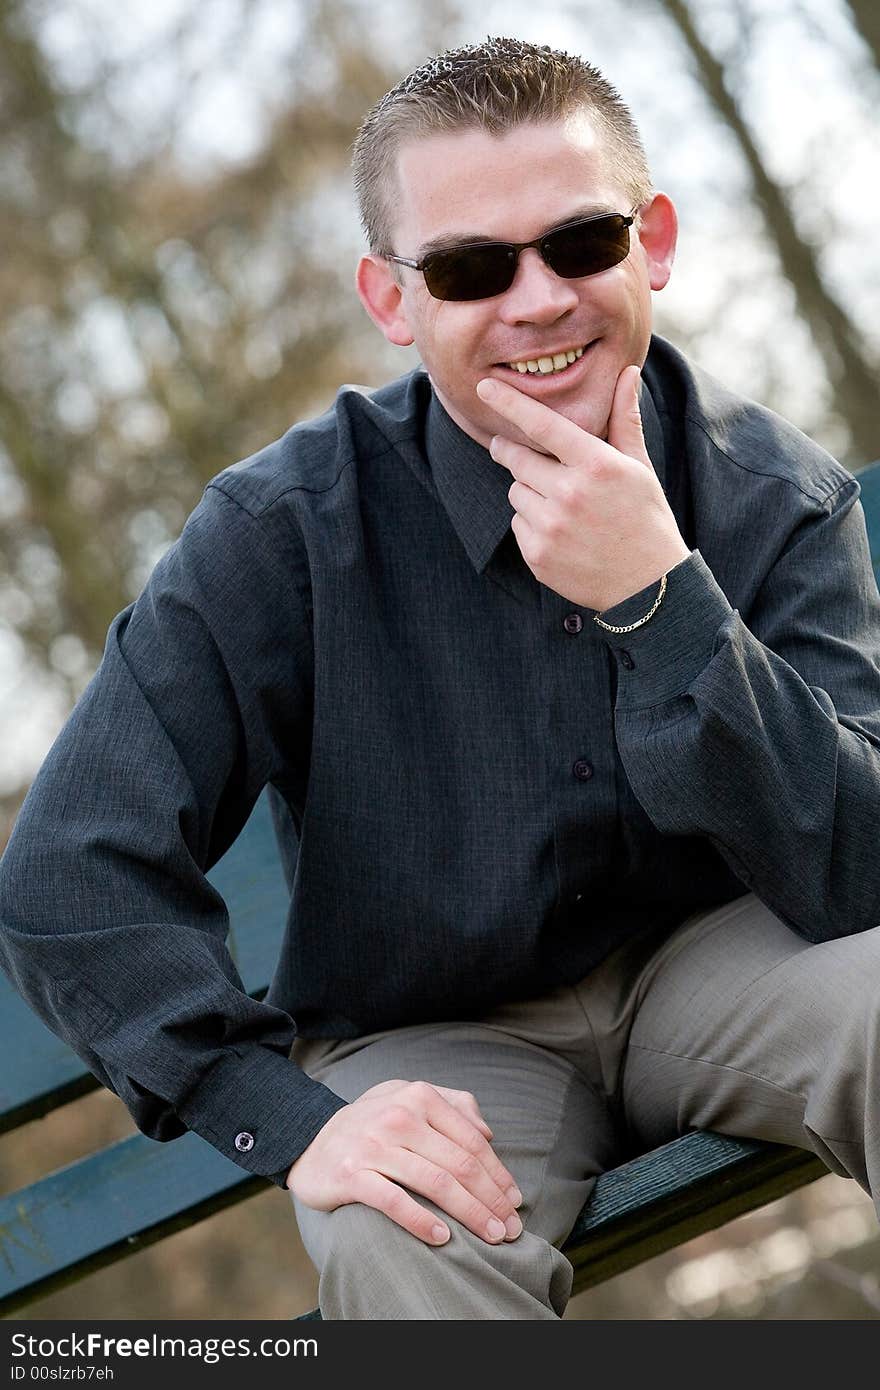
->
<box><xmin>620</xmin><ymin>272</ymin><xmax>652</xmax><ymax>328</ymax></box>
<box><xmin>402</xmin><ymin>287</ymin><xmax>448</xmax><ymax>344</ymax></box>
<box><xmin>594</xmin><ymin>264</ymin><xmax>647</xmax><ymax>321</ymax></box>
<box><xmin>436</xmin><ymin>318</ymin><xmax>488</xmax><ymax>375</ymax></box>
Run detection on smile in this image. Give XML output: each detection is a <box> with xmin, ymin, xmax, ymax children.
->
<box><xmin>506</xmin><ymin>344</ymin><xmax>587</xmax><ymax>375</ymax></box>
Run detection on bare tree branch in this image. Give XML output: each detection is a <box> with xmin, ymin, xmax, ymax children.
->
<box><xmin>658</xmin><ymin>0</ymin><xmax>878</xmax><ymax>465</ymax></box>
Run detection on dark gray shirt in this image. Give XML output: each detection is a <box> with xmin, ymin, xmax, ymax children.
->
<box><xmin>2</xmin><ymin>334</ymin><xmax>880</xmax><ymax>1188</ymax></box>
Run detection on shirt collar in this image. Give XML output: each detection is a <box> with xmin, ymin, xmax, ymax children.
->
<box><xmin>422</xmin><ymin>353</ymin><xmax>668</xmax><ymax>576</ymax></box>
<box><xmin>424</xmin><ymin>382</ymin><xmax>514</xmax><ymax>574</ymax></box>
<box><xmin>639</xmin><ymin>368</ymin><xmax>668</xmax><ymax>495</ymax></box>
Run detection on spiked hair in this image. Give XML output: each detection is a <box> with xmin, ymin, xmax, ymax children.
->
<box><xmin>352</xmin><ymin>36</ymin><xmax>653</xmax><ymax>257</ymax></box>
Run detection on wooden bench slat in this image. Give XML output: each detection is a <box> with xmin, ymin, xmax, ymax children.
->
<box><xmin>0</xmin><ymin>1125</ymin><xmax>827</xmax><ymax>1317</ymax></box>
<box><xmin>565</xmin><ymin>1131</ymin><xmax>827</xmax><ymax>1291</ymax></box>
<box><xmin>0</xmin><ymin>1132</ymin><xmax>263</xmax><ymax>1315</ymax></box>
<box><xmin>857</xmin><ymin>459</ymin><xmax>880</xmax><ymax>575</ymax></box>
<box><xmin>293</xmin><ymin>1133</ymin><xmax>828</xmax><ymax>1318</ymax></box>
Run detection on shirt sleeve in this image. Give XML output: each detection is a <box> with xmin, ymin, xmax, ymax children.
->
<box><xmin>0</xmin><ymin>482</ymin><xmax>347</xmax><ymax>1186</ymax></box>
<box><xmin>593</xmin><ymin>478</ymin><xmax>880</xmax><ymax>942</ymax></box>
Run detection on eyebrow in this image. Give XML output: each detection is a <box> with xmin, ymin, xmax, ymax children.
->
<box><xmin>414</xmin><ymin>203</ymin><xmax>616</xmax><ymax>260</ymax></box>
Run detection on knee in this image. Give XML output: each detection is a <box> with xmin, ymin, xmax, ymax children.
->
<box><xmin>306</xmin><ymin>1201</ymin><xmax>572</xmax><ymax>1319</ymax></box>
<box><xmin>316</xmin><ymin>1201</ymin><xmax>446</xmax><ymax>1317</ymax></box>
<box><xmin>805</xmin><ymin>938</ymin><xmax>880</xmax><ymax>1042</ymax></box>
<box><xmin>321</xmin><ymin>1200</ymin><xmax>413</xmax><ymax>1271</ymax></box>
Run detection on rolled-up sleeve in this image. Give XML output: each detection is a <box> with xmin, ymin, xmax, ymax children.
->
<box><xmin>594</xmin><ymin>479</ymin><xmax>880</xmax><ymax>941</ymax></box>
<box><xmin>0</xmin><ymin>482</ymin><xmax>346</xmax><ymax>1185</ymax></box>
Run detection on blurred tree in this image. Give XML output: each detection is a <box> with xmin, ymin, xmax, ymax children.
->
<box><xmin>0</xmin><ymin>0</ymin><xmax>452</xmax><ymax>818</ymax></box>
<box><xmin>655</xmin><ymin>0</ymin><xmax>879</xmax><ymax>465</ymax></box>
<box><xmin>2</xmin><ymin>0</ymin><xmax>880</xmax><ymax>1323</ymax></box>
<box><xmin>0</xmin><ymin>0</ymin><xmax>475</xmax><ymax>842</ymax></box>
<box><xmin>3</xmin><ymin>0</ymin><xmax>879</xmax><ymax>835</ymax></box>
<box><xmin>843</xmin><ymin>0</ymin><xmax>879</xmax><ymax>66</ymax></box>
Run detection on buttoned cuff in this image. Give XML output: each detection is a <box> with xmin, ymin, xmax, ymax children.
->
<box><xmin>592</xmin><ymin>550</ymin><xmax>735</xmax><ymax>710</ymax></box>
<box><xmin>175</xmin><ymin>1044</ymin><xmax>348</xmax><ymax>1189</ymax></box>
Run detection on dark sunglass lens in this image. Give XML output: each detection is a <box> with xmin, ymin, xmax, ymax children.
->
<box><xmin>545</xmin><ymin>215</ymin><xmax>630</xmax><ymax>279</ymax></box>
<box><xmin>424</xmin><ymin>244</ymin><xmax>517</xmax><ymax>301</ymax></box>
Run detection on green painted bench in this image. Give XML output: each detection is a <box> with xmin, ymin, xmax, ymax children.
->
<box><xmin>2</xmin><ymin>459</ymin><xmax>879</xmax><ymax>1319</ymax></box>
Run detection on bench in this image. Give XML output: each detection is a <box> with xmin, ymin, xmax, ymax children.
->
<box><xmin>2</xmin><ymin>458</ymin><xmax>879</xmax><ymax>1320</ymax></box>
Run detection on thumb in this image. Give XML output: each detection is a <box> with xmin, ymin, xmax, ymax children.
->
<box><xmin>608</xmin><ymin>364</ymin><xmax>651</xmax><ymax>468</ymax></box>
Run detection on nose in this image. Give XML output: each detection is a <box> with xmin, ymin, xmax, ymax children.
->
<box><xmin>496</xmin><ymin>246</ymin><xmax>580</xmax><ymax>325</ymax></box>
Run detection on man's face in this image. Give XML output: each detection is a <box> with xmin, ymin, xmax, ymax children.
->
<box><xmin>356</xmin><ymin>114</ymin><xmax>677</xmax><ymax>451</ymax></box>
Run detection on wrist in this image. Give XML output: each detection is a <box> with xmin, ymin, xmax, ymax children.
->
<box><xmin>595</xmin><ymin>571</ymin><xmax>667</xmax><ymax>634</ymax></box>
<box><xmin>597</xmin><ymin>540</ymin><xmax>690</xmax><ymax>615</ymax></box>
<box><xmin>593</xmin><ymin>550</ymin><xmax>736</xmax><ymax>711</ymax></box>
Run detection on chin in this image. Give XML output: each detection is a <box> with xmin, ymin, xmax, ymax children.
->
<box><xmin>564</xmin><ymin>403</ymin><xmax>611</xmax><ymax>441</ymax></box>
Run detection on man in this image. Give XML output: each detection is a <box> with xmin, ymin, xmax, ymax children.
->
<box><xmin>2</xmin><ymin>37</ymin><xmax>880</xmax><ymax>1320</ymax></box>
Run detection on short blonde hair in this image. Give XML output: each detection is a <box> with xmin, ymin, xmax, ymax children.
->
<box><xmin>352</xmin><ymin>36</ymin><xmax>653</xmax><ymax>256</ymax></box>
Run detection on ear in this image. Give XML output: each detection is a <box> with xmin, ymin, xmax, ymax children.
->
<box><xmin>355</xmin><ymin>254</ymin><xmax>415</xmax><ymax>347</ymax></box>
<box><xmin>634</xmin><ymin>192</ymin><xmax>678</xmax><ymax>291</ymax></box>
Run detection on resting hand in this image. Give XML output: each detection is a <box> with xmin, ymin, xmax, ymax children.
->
<box><xmin>285</xmin><ymin>1078</ymin><xmax>523</xmax><ymax>1247</ymax></box>
<box><xmin>477</xmin><ymin>364</ymin><xmax>690</xmax><ymax>613</ymax></box>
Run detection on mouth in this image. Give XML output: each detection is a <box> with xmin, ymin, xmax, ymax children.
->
<box><xmin>491</xmin><ymin>339</ymin><xmax>599</xmax><ymax>390</ymax></box>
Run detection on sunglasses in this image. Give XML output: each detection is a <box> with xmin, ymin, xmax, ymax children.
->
<box><xmin>384</xmin><ymin>208</ymin><xmax>638</xmax><ymax>302</ymax></box>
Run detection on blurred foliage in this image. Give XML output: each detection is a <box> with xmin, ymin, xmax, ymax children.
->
<box><xmin>655</xmin><ymin>0</ymin><xmax>878</xmax><ymax>462</ymax></box>
<box><xmin>1</xmin><ymin>0</ymin><xmax>880</xmax><ymax>1322</ymax></box>
<box><xmin>0</xmin><ymin>0</ymin><xmax>451</xmax><ymax>719</ymax></box>
<box><xmin>1</xmin><ymin>0</ymin><xmax>878</xmax><ymax>815</ymax></box>
<box><xmin>843</xmin><ymin>0</ymin><xmax>880</xmax><ymax>65</ymax></box>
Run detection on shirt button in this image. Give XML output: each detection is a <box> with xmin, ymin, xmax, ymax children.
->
<box><xmin>563</xmin><ymin>613</ymin><xmax>583</xmax><ymax>634</ymax></box>
<box><xmin>572</xmin><ymin>759</ymin><xmax>594</xmax><ymax>781</ymax></box>
<box><xmin>619</xmin><ymin>650</ymin><xmax>635</xmax><ymax>670</ymax></box>
<box><xmin>234</xmin><ymin>1131</ymin><xmax>255</xmax><ymax>1153</ymax></box>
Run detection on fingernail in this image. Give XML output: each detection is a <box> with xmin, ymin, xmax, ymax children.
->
<box><xmin>487</xmin><ymin>1218</ymin><xmax>506</xmax><ymax>1241</ymax></box>
<box><xmin>507</xmin><ymin>1185</ymin><xmax>523</xmax><ymax>1207</ymax></box>
<box><xmin>505</xmin><ymin>1213</ymin><xmax>523</xmax><ymax>1240</ymax></box>
<box><xmin>432</xmin><ymin>1223</ymin><xmax>450</xmax><ymax>1243</ymax></box>
<box><xmin>476</xmin><ymin>379</ymin><xmax>497</xmax><ymax>400</ymax></box>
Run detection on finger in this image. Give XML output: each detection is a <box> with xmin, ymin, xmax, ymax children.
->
<box><xmin>432</xmin><ymin>1086</ymin><xmax>494</xmax><ymax>1140</ymax></box>
<box><xmin>348</xmin><ymin>1167</ymin><xmax>451</xmax><ymax>1246</ymax></box>
<box><xmin>607</xmin><ymin>364</ymin><xmax>652</xmax><ymax>468</ymax></box>
<box><xmin>507</xmin><ymin>478</ymin><xmax>546</xmax><ymax>529</ymax></box>
<box><xmin>510</xmin><ymin>511</ymin><xmax>537</xmax><ymax>560</ymax></box>
<box><xmin>388</xmin><ymin>1081</ymin><xmax>520</xmax><ymax>1199</ymax></box>
<box><xmin>377</xmin><ymin>1147</ymin><xmax>520</xmax><ymax>1243</ymax></box>
<box><xmin>489</xmin><ymin>435</ymin><xmax>558</xmax><ymax>494</ymax></box>
<box><xmin>403</xmin><ymin>1126</ymin><xmax>522</xmax><ymax>1227</ymax></box>
<box><xmin>369</xmin><ymin>1080</ymin><xmax>496</xmax><ymax>1143</ymax></box>
<box><xmin>477</xmin><ymin>376</ymin><xmax>588</xmax><ymax>461</ymax></box>
<box><xmin>420</xmin><ymin>1088</ymin><xmax>521</xmax><ymax>1199</ymax></box>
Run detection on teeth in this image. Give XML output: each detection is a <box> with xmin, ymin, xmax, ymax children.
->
<box><xmin>507</xmin><ymin>345</ymin><xmax>587</xmax><ymax>374</ymax></box>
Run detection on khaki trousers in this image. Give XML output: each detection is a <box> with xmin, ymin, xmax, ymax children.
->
<box><xmin>290</xmin><ymin>893</ymin><xmax>880</xmax><ymax>1318</ymax></box>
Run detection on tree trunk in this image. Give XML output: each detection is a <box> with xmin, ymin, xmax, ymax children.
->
<box><xmin>661</xmin><ymin>0</ymin><xmax>879</xmax><ymax>466</ymax></box>
<box><xmin>843</xmin><ymin>0</ymin><xmax>880</xmax><ymax>68</ymax></box>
